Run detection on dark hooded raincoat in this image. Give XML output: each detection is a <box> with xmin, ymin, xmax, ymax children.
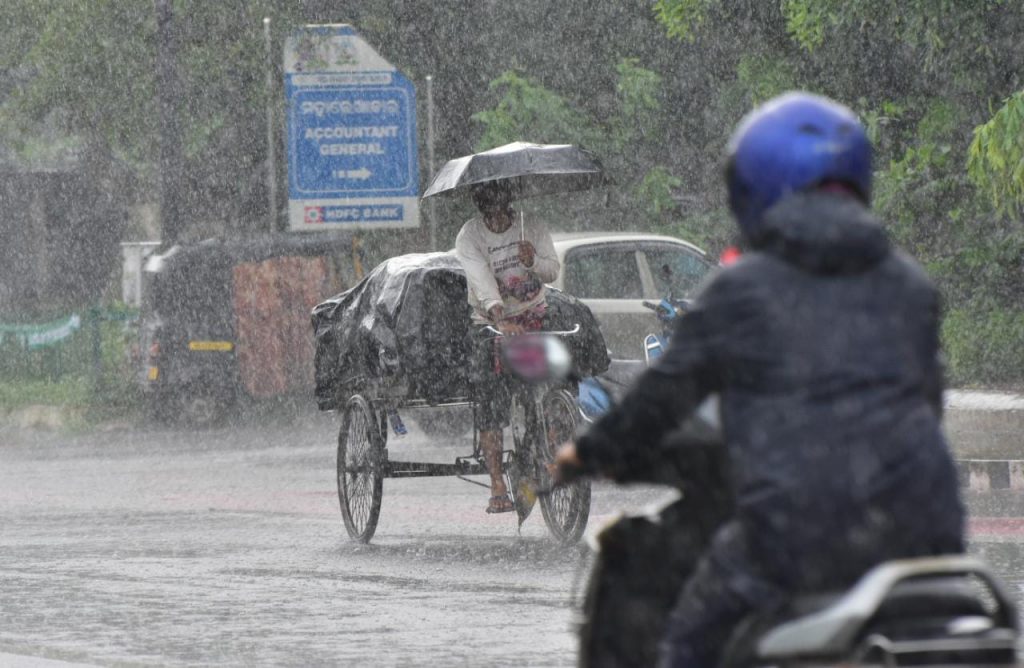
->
<box><xmin>576</xmin><ymin>191</ymin><xmax>965</xmax><ymax>664</ymax></box>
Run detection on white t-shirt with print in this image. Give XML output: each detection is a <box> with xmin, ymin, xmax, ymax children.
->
<box><xmin>455</xmin><ymin>214</ymin><xmax>560</xmax><ymax>323</ymax></box>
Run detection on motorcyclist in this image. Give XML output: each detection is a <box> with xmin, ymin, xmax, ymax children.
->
<box><xmin>554</xmin><ymin>92</ymin><xmax>965</xmax><ymax>666</ymax></box>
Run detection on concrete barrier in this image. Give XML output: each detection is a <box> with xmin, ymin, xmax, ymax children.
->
<box><xmin>958</xmin><ymin>459</ymin><xmax>1024</xmax><ymax>491</ymax></box>
<box><xmin>945</xmin><ymin>390</ymin><xmax>1024</xmax><ymax>460</ymax></box>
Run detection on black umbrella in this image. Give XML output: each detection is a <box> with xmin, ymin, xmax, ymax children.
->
<box><xmin>421</xmin><ymin>141</ymin><xmax>609</xmax><ymax>200</ymax></box>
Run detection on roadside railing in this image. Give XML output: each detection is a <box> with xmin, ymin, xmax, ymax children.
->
<box><xmin>0</xmin><ymin>305</ymin><xmax>139</xmax><ymax>391</ymax></box>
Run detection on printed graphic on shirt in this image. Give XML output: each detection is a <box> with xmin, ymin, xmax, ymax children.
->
<box><xmin>489</xmin><ymin>241</ymin><xmax>542</xmax><ymax>304</ymax></box>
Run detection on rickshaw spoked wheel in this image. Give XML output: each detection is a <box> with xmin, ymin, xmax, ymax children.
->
<box><xmin>537</xmin><ymin>388</ymin><xmax>591</xmax><ymax>545</ymax></box>
<box><xmin>337</xmin><ymin>395</ymin><xmax>385</xmax><ymax>543</ymax></box>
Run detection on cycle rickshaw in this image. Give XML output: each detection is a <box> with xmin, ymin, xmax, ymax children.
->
<box><xmin>312</xmin><ymin>252</ymin><xmax>610</xmax><ymax>545</ymax></box>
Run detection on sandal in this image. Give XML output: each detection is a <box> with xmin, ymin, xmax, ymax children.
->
<box><xmin>486</xmin><ymin>494</ymin><xmax>515</xmax><ymax>514</ymax></box>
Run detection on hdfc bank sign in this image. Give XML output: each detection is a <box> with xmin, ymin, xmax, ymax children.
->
<box><xmin>304</xmin><ymin>206</ymin><xmax>324</xmax><ymax>224</ymax></box>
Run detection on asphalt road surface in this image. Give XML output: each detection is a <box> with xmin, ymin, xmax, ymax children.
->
<box><xmin>1</xmin><ymin>406</ymin><xmax>1021</xmax><ymax>667</ymax></box>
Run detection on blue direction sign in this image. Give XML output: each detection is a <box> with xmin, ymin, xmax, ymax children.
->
<box><xmin>285</xmin><ymin>25</ymin><xmax>419</xmax><ymax>231</ymax></box>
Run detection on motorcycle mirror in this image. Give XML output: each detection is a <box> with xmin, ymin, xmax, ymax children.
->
<box><xmin>502</xmin><ymin>335</ymin><xmax>572</xmax><ymax>383</ymax></box>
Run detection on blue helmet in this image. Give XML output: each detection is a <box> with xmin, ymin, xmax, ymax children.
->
<box><xmin>725</xmin><ymin>92</ymin><xmax>872</xmax><ymax>237</ymax></box>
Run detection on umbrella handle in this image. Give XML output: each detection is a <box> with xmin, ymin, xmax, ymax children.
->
<box><xmin>520</xmin><ymin>210</ymin><xmax>525</xmax><ymax>242</ymax></box>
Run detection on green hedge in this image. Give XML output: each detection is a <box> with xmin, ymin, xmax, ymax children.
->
<box><xmin>0</xmin><ymin>310</ymin><xmax>141</xmax><ymax>416</ymax></box>
<box><xmin>0</xmin><ymin>376</ymin><xmax>91</xmax><ymax>408</ymax></box>
<box><xmin>942</xmin><ymin>308</ymin><xmax>1024</xmax><ymax>387</ymax></box>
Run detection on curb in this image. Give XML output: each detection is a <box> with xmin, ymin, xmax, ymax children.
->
<box><xmin>958</xmin><ymin>459</ymin><xmax>1024</xmax><ymax>491</ymax></box>
<box><xmin>946</xmin><ymin>389</ymin><xmax>1024</xmax><ymax>411</ymax></box>
<box><xmin>1</xmin><ymin>405</ymin><xmax>83</xmax><ymax>430</ymax></box>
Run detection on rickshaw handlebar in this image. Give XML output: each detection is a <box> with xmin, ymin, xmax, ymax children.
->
<box><xmin>482</xmin><ymin>323</ymin><xmax>581</xmax><ymax>337</ymax></box>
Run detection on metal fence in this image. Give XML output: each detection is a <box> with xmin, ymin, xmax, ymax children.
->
<box><xmin>0</xmin><ymin>307</ymin><xmax>139</xmax><ymax>388</ymax></box>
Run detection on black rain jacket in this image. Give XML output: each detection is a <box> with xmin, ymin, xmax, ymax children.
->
<box><xmin>577</xmin><ymin>191</ymin><xmax>964</xmax><ymax>587</ymax></box>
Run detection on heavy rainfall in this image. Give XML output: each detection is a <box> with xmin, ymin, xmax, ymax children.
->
<box><xmin>2</xmin><ymin>2</ymin><xmax>1024</xmax><ymax>667</ymax></box>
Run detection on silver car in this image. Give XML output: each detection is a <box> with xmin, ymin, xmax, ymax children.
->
<box><xmin>550</xmin><ymin>232</ymin><xmax>716</xmax><ymax>359</ymax></box>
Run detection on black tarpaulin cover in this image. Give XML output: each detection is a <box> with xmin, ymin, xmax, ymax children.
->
<box><xmin>311</xmin><ymin>251</ymin><xmax>610</xmax><ymax>410</ymax></box>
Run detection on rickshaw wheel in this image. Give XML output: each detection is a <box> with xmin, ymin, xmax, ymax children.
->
<box><xmin>537</xmin><ymin>388</ymin><xmax>591</xmax><ymax>545</ymax></box>
<box><xmin>337</xmin><ymin>395</ymin><xmax>384</xmax><ymax>543</ymax></box>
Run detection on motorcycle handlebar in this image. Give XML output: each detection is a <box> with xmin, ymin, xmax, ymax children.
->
<box><xmin>482</xmin><ymin>323</ymin><xmax>581</xmax><ymax>337</ymax></box>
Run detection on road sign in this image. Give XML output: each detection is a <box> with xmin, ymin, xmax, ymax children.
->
<box><xmin>285</xmin><ymin>25</ymin><xmax>419</xmax><ymax>231</ymax></box>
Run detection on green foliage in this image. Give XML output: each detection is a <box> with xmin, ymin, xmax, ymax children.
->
<box><xmin>0</xmin><ymin>0</ymin><xmax>304</xmax><ymax>226</ymax></box>
<box><xmin>776</xmin><ymin>1</ymin><xmax>1005</xmax><ymax>72</ymax></box>
<box><xmin>471</xmin><ymin>71</ymin><xmax>597</xmax><ymax>151</ymax></box>
<box><xmin>646</xmin><ymin>0</ymin><xmax>1024</xmax><ymax>386</ymax></box>
<box><xmin>636</xmin><ymin>166</ymin><xmax>683</xmax><ymax>223</ymax></box>
<box><xmin>611</xmin><ymin>58</ymin><xmax>663</xmax><ymax>149</ymax></box>
<box><xmin>942</xmin><ymin>308</ymin><xmax>1024</xmax><ymax>386</ymax></box>
<box><xmin>0</xmin><ymin>0</ymin><xmax>157</xmax><ymax>160</ymax></box>
<box><xmin>0</xmin><ymin>311</ymin><xmax>142</xmax><ymax>414</ymax></box>
<box><xmin>0</xmin><ymin>377</ymin><xmax>91</xmax><ymax>410</ymax></box>
<box><xmin>472</xmin><ymin>60</ymin><xmax>683</xmax><ymax>232</ymax></box>
<box><xmin>662</xmin><ymin>206</ymin><xmax>735</xmax><ymax>253</ymax></box>
<box><xmin>652</xmin><ymin>0</ymin><xmax>716</xmax><ymax>42</ymax></box>
<box><xmin>859</xmin><ymin>101</ymin><xmax>905</xmax><ymax>148</ymax></box>
<box><xmin>3</xmin><ymin>0</ymin><xmax>1024</xmax><ymax>386</ymax></box>
<box><xmin>780</xmin><ymin>0</ymin><xmax>831</xmax><ymax>51</ymax></box>
<box><xmin>875</xmin><ymin>100</ymin><xmax>962</xmax><ymax>229</ymax></box>
<box><xmin>968</xmin><ymin>91</ymin><xmax>1024</xmax><ymax>216</ymax></box>
<box><xmin>735</xmin><ymin>55</ymin><xmax>798</xmax><ymax>106</ymax></box>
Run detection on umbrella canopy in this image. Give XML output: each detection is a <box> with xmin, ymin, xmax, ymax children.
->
<box><xmin>422</xmin><ymin>141</ymin><xmax>609</xmax><ymax>200</ymax></box>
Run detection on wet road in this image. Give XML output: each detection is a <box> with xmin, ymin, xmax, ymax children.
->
<box><xmin>0</xmin><ymin>407</ymin><xmax>1021</xmax><ymax>666</ymax></box>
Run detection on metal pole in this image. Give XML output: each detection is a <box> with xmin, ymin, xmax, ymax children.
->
<box><xmin>90</xmin><ymin>307</ymin><xmax>103</xmax><ymax>392</ymax></box>
<box><xmin>155</xmin><ymin>0</ymin><xmax>184</xmax><ymax>244</ymax></box>
<box><xmin>426</xmin><ymin>74</ymin><xmax>437</xmax><ymax>250</ymax></box>
<box><xmin>264</xmin><ymin>17</ymin><xmax>278</xmax><ymax>233</ymax></box>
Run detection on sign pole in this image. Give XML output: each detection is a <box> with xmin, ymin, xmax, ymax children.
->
<box><xmin>426</xmin><ymin>74</ymin><xmax>437</xmax><ymax>250</ymax></box>
<box><xmin>264</xmin><ymin>17</ymin><xmax>278</xmax><ymax>233</ymax></box>
<box><xmin>154</xmin><ymin>0</ymin><xmax>184</xmax><ymax>244</ymax></box>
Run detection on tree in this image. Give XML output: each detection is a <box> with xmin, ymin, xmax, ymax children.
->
<box><xmin>470</xmin><ymin>61</ymin><xmax>703</xmax><ymax>241</ymax></box>
<box><xmin>0</xmin><ymin>0</ymin><xmax>309</xmax><ymax>236</ymax></box>
<box><xmin>968</xmin><ymin>92</ymin><xmax>1024</xmax><ymax>218</ymax></box>
<box><xmin>651</xmin><ymin>0</ymin><xmax>1024</xmax><ymax>382</ymax></box>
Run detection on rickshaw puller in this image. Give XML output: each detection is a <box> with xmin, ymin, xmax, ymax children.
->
<box><xmin>455</xmin><ymin>181</ymin><xmax>560</xmax><ymax>514</ymax></box>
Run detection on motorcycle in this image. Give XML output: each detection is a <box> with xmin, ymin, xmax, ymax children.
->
<box><xmin>576</xmin><ymin>452</ymin><xmax>1021</xmax><ymax>667</ymax></box>
<box><xmin>565</xmin><ymin>299</ymin><xmax>1020</xmax><ymax>667</ymax></box>
<box><xmin>577</xmin><ymin>295</ymin><xmax>691</xmax><ymax>423</ymax></box>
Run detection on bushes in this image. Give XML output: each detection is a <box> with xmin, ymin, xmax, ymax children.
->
<box><xmin>0</xmin><ymin>310</ymin><xmax>142</xmax><ymax>418</ymax></box>
<box><xmin>942</xmin><ymin>308</ymin><xmax>1024</xmax><ymax>388</ymax></box>
<box><xmin>0</xmin><ymin>376</ymin><xmax>91</xmax><ymax>408</ymax></box>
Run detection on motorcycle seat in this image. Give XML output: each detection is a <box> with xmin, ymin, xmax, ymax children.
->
<box><xmin>746</xmin><ymin>557</ymin><xmax>1018</xmax><ymax>664</ymax></box>
<box><xmin>870</xmin><ymin>576</ymin><xmax>988</xmax><ymax>623</ymax></box>
<box><xmin>723</xmin><ymin>579</ymin><xmax>1002</xmax><ymax>666</ymax></box>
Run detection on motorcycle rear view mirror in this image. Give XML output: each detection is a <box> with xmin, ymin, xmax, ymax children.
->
<box><xmin>501</xmin><ymin>334</ymin><xmax>572</xmax><ymax>383</ymax></box>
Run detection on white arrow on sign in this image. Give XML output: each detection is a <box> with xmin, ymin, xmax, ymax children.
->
<box><xmin>345</xmin><ymin>168</ymin><xmax>372</xmax><ymax>180</ymax></box>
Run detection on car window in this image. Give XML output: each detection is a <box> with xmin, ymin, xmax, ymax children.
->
<box><xmin>643</xmin><ymin>246</ymin><xmax>714</xmax><ymax>297</ymax></box>
<box><xmin>563</xmin><ymin>247</ymin><xmax>643</xmax><ymax>299</ymax></box>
